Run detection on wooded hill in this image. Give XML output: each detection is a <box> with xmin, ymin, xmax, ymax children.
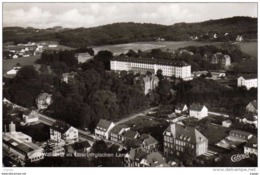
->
<box><xmin>3</xmin><ymin>16</ymin><xmax>257</xmax><ymax>48</ymax></box>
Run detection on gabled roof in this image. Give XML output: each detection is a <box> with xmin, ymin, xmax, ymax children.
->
<box><xmin>248</xmin><ymin>100</ymin><xmax>257</xmax><ymax>109</ymax></box>
<box><xmin>96</xmin><ymin>119</ymin><xmax>113</xmax><ymax>131</ymax></box>
<box><xmin>175</xmin><ymin>103</ymin><xmax>187</xmax><ymax>110</ymax></box>
<box><xmin>143</xmin><ymin>135</ymin><xmax>158</xmax><ymax>146</ymax></box>
<box><xmin>190</xmin><ymin>104</ymin><xmax>206</xmax><ymax>111</ymax></box>
<box><xmin>129</xmin><ymin>147</ymin><xmax>148</xmax><ymax>162</ymax></box>
<box><xmin>140</xmin><ymin>133</ymin><xmax>149</xmax><ymax>141</ymax></box>
<box><xmin>164</xmin><ymin>123</ymin><xmax>207</xmax><ymax>144</ymax></box>
<box><xmin>145</xmin><ymin>152</ymin><xmax>166</xmax><ymax>167</ymax></box>
<box><xmin>230</xmin><ymin>130</ymin><xmax>252</xmax><ymax>137</ymax></box>
<box><xmin>23</xmin><ymin>110</ymin><xmax>32</xmax><ymax>116</ymax></box>
<box><xmin>36</xmin><ymin>93</ymin><xmax>52</xmax><ymax>102</ymax></box>
<box><xmin>123</xmin><ymin>130</ymin><xmax>139</xmax><ymax>139</ymax></box>
<box><xmin>239</xmin><ymin>75</ymin><xmax>257</xmax><ymax>80</ymax></box>
<box><xmin>110</xmin><ymin>124</ymin><xmax>128</xmax><ymax>135</ymax></box>
<box><xmin>51</xmin><ymin>121</ymin><xmax>71</xmax><ymax>134</ymax></box>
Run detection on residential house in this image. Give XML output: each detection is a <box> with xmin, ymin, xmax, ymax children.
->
<box><xmin>163</xmin><ymin>123</ymin><xmax>208</xmax><ymax>157</ymax></box>
<box><xmin>244</xmin><ymin>136</ymin><xmax>257</xmax><ymax>156</ymax></box>
<box><xmin>236</xmin><ymin>35</ymin><xmax>243</xmax><ymax>42</ymax></box>
<box><xmin>210</xmin><ymin>71</ymin><xmax>226</xmax><ymax>79</ymax></box>
<box><xmin>237</xmin><ymin>75</ymin><xmax>257</xmax><ymax>90</ymax></box>
<box><xmin>189</xmin><ymin>104</ymin><xmax>208</xmax><ymax>120</ymax></box>
<box><xmin>35</xmin><ymin>93</ymin><xmax>52</xmax><ymax>110</ymax></box>
<box><xmin>222</xmin><ymin>120</ymin><xmax>232</xmax><ymax>128</ymax></box>
<box><xmin>75</xmin><ymin>53</ymin><xmax>93</xmax><ymax>63</ymax></box>
<box><xmin>65</xmin><ymin>141</ymin><xmax>91</xmax><ymax>156</ymax></box>
<box><xmin>50</xmin><ymin>121</ymin><xmax>79</xmax><ymax>145</ymax></box>
<box><xmin>124</xmin><ymin>147</ymin><xmax>148</xmax><ymax>167</ymax></box>
<box><xmin>6</xmin><ymin>66</ymin><xmax>21</xmax><ymax>76</ymax></box>
<box><xmin>175</xmin><ymin>103</ymin><xmax>188</xmax><ymax>114</ymax></box>
<box><xmin>134</xmin><ymin>75</ymin><xmax>159</xmax><ymax>95</ymax></box>
<box><xmin>22</xmin><ymin>110</ymin><xmax>38</xmax><ymax>124</ymax></box>
<box><xmin>140</xmin><ymin>134</ymin><xmax>159</xmax><ymax>153</ymax></box>
<box><xmin>229</xmin><ymin>130</ymin><xmax>253</xmax><ymax>141</ymax></box>
<box><xmin>95</xmin><ymin>119</ymin><xmax>115</xmax><ymax>140</ymax></box>
<box><xmin>140</xmin><ymin>152</ymin><xmax>167</xmax><ymax>167</ymax></box>
<box><xmin>210</xmin><ymin>53</ymin><xmax>231</xmax><ymax>68</ymax></box>
<box><xmin>61</xmin><ymin>72</ymin><xmax>77</xmax><ymax>84</ymax></box>
<box><xmin>110</xmin><ymin>124</ymin><xmax>130</xmax><ymax>143</ymax></box>
<box><xmin>122</xmin><ymin>130</ymin><xmax>140</xmax><ymax>142</ymax></box>
<box><xmin>246</xmin><ymin>100</ymin><xmax>257</xmax><ymax>114</ymax></box>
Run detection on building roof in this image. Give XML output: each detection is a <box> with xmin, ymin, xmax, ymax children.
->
<box><xmin>129</xmin><ymin>147</ymin><xmax>148</xmax><ymax>162</ymax></box>
<box><xmin>248</xmin><ymin>100</ymin><xmax>257</xmax><ymax>110</ymax></box>
<box><xmin>175</xmin><ymin>103</ymin><xmax>187</xmax><ymax>110</ymax></box>
<box><xmin>230</xmin><ymin>130</ymin><xmax>253</xmax><ymax>137</ymax></box>
<box><xmin>62</xmin><ymin>71</ymin><xmax>77</xmax><ymax>78</ymax></box>
<box><xmin>23</xmin><ymin>110</ymin><xmax>32</xmax><ymax>116</ymax></box>
<box><xmin>223</xmin><ymin>120</ymin><xmax>232</xmax><ymax>123</ymax></box>
<box><xmin>96</xmin><ymin>119</ymin><xmax>113</xmax><ymax>131</ymax></box>
<box><xmin>146</xmin><ymin>152</ymin><xmax>166</xmax><ymax>167</ymax></box>
<box><xmin>51</xmin><ymin>121</ymin><xmax>71</xmax><ymax>134</ymax></box>
<box><xmin>67</xmin><ymin>141</ymin><xmax>90</xmax><ymax>151</ymax></box>
<box><xmin>239</xmin><ymin>75</ymin><xmax>257</xmax><ymax>80</ymax></box>
<box><xmin>110</xmin><ymin>124</ymin><xmax>128</xmax><ymax>135</ymax></box>
<box><xmin>143</xmin><ymin>135</ymin><xmax>158</xmax><ymax>146</ymax></box>
<box><xmin>112</xmin><ymin>56</ymin><xmax>190</xmax><ymax>67</ymax></box>
<box><xmin>190</xmin><ymin>104</ymin><xmax>206</xmax><ymax>111</ymax></box>
<box><xmin>164</xmin><ymin>123</ymin><xmax>207</xmax><ymax>144</ymax></box>
<box><xmin>123</xmin><ymin>130</ymin><xmax>139</xmax><ymax>139</ymax></box>
<box><xmin>244</xmin><ymin>136</ymin><xmax>257</xmax><ymax>149</ymax></box>
<box><xmin>168</xmin><ymin>112</ymin><xmax>177</xmax><ymax>119</ymax></box>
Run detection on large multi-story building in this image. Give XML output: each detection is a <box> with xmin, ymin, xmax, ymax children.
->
<box><xmin>110</xmin><ymin>57</ymin><xmax>192</xmax><ymax>80</ymax></box>
<box><xmin>163</xmin><ymin>123</ymin><xmax>208</xmax><ymax>157</ymax></box>
<box><xmin>237</xmin><ymin>75</ymin><xmax>257</xmax><ymax>90</ymax></box>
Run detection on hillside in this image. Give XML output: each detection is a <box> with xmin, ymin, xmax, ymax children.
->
<box><xmin>3</xmin><ymin>16</ymin><xmax>257</xmax><ymax>48</ymax></box>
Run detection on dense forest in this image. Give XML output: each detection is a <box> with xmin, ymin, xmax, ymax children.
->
<box><xmin>3</xmin><ymin>16</ymin><xmax>257</xmax><ymax>48</ymax></box>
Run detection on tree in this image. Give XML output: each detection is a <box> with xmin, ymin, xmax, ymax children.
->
<box><xmin>15</xmin><ymin>65</ymin><xmax>39</xmax><ymax>81</ymax></box>
<box><xmin>94</xmin><ymin>50</ymin><xmax>113</xmax><ymax>70</ymax></box>
<box><xmin>156</xmin><ymin>69</ymin><xmax>164</xmax><ymax>81</ymax></box>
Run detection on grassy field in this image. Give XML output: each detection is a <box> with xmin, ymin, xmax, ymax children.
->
<box><xmin>3</xmin><ymin>55</ymin><xmax>41</xmax><ymax>74</ymax></box>
<box><xmin>235</xmin><ymin>42</ymin><xmax>257</xmax><ymax>58</ymax></box>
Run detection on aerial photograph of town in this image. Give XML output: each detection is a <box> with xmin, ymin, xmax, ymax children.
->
<box><xmin>2</xmin><ymin>2</ymin><xmax>258</xmax><ymax>170</ymax></box>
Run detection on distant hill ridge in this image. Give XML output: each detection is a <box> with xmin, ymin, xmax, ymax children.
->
<box><xmin>3</xmin><ymin>16</ymin><xmax>257</xmax><ymax>48</ymax></box>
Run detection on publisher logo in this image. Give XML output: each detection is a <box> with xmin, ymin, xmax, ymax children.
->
<box><xmin>231</xmin><ymin>154</ymin><xmax>249</xmax><ymax>162</ymax></box>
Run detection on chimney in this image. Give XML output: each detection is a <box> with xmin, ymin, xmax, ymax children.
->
<box><xmin>9</xmin><ymin>121</ymin><xmax>16</xmax><ymax>134</ymax></box>
<box><xmin>170</xmin><ymin>124</ymin><xmax>176</xmax><ymax>138</ymax></box>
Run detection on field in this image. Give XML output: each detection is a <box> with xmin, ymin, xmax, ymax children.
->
<box><xmin>235</xmin><ymin>42</ymin><xmax>257</xmax><ymax>58</ymax></box>
<box><xmin>3</xmin><ymin>55</ymin><xmax>40</xmax><ymax>74</ymax></box>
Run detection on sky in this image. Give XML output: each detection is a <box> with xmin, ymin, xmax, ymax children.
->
<box><xmin>3</xmin><ymin>3</ymin><xmax>258</xmax><ymax>29</ymax></box>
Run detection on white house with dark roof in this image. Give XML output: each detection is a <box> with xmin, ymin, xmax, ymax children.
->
<box><xmin>237</xmin><ymin>75</ymin><xmax>257</xmax><ymax>90</ymax></box>
<box><xmin>95</xmin><ymin>119</ymin><xmax>115</xmax><ymax>140</ymax></box>
<box><xmin>246</xmin><ymin>100</ymin><xmax>257</xmax><ymax>114</ymax></box>
<box><xmin>189</xmin><ymin>104</ymin><xmax>208</xmax><ymax>120</ymax></box>
<box><xmin>35</xmin><ymin>93</ymin><xmax>52</xmax><ymax>110</ymax></box>
<box><xmin>175</xmin><ymin>103</ymin><xmax>188</xmax><ymax>114</ymax></box>
<box><xmin>134</xmin><ymin>75</ymin><xmax>159</xmax><ymax>95</ymax></box>
<box><xmin>141</xmin><ymin>134</ymin><xmax>159</xmax><ymax>153</ymax></box>
<box><xmin>110</xmin><ymin>124</ymin><xmax>130</xmax><ymax>143</ymax></box>
<box><xmin>61</xmin><ymin>71</ymin><xmax>77</xmax><ymax>84</ymax></box>
<box><xmin>222</xmin><ymin>120</ymin><xmax>232</xmax><ymax>128</ymax></box>
<box><xmin>50</xmin><ymin>121</ymin><xmax>78</xmax><ymax>144</ymax></box>
<box><xmin>22</xmin><ymin>110</ymin><xmax>38</xmax><ymax>124</ymax></box>
<box><xmin>163</xmin><ymin>123</ymin><xmax>208</xmax><ymax>157</ymax></box>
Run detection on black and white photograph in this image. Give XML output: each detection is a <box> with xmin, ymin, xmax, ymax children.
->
<box><xmin>1</xmin><ymin>1</ymin><xmax>258</xmax><ymax>174</ymax></box>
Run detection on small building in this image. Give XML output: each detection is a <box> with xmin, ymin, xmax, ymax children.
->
<box><xmin>210</xmin><ymin>71</ymin><xmax>226</xmax><ymax>79</ymax></box>
<box><xmin>189</xmin><ymin>104</ymin><xmax>208</xmax><ymax>120</ymax></box>
<box><xmin>140</xmin><ymin>152</ymin><xmax>167</xmax><ymax>167</ymax></box>
<box><xmin>175</xmin><ymin>103</ymin><xmax>188</xmax><ymax>114</ymax></box>
<box><xmin>141</xmin><ymin>134</ymin><xmax>159</xmax><ymax>153</ymax></box>
<box><xmin>246</xmin><ymin>100</ymin><xmax>257</xmax><ymax>114</ymax></box>
<box><xmin>229</xmin><ymin>130</ymin><xmax>253</xmax><ymax>141</ymax></box>
<box><xmin>22</xmin><ymin>110</ymin><xmax>38</xmax><ymax>124</ymax></box>
<box><xmin>6</xmin><ymin>66</ymin><xmax>21</xmax><ymax>76</ymax></box>
<box><xmin>50</xmin><ymin>121</ymin><xmax>79</xmax><ymax>145</ymax></box>
<box><xmin>95</xmin><ymin>119</ymin><xmax>115</xmax><ymax>140</ymax></box>
<box><xmin>75</xmin><ymin>53</ymin><xmax>93</xmax><ymax>63</ymax></box>
<box><xmin>65</xmin><ymin>141</ymin><xmax>91</xmax><ymax>156</ymax></box>
<box><xmin>192</xmin><ymin>71</ymin><xmax>208</xmax><ymax>78</ymax></box>
<box><xmin>35</xmin><ymin>93</ymin><xmax>52</xmax><ymax>110</ymax></box>
<box><xmin>110</xmin><ymin>124</ymin><xmax>130</xmax><ymax>143</ymax></box>
<box><xmin>244</xmin><ymin>136</ymin><xmax>257</xmax><ymax>156</ymax></box>
<box><xmin>122</xmin><ymin>130</ymin><xmax>140</xmax><ymax>141</ymax></box>
<box><xmin>61</xmin><ymin>72</ymin><xmax>77</xmax><ymax>84</ymax></box>
<box><xmin>210</xmin><ymin>53</ymin><xmax>231</xmax><ymax>68</ymax></box>
<box><xmin>237</xmin><ymin>75</ymin><xmax>257</xmax><ymax>90</ymax></box>
<box><xmin>236</xmin><ymin>35</ymin><xmax>243</xmax><ymax>42</ymax></box>
<box><xmin>222</xmin><ymin>120</ymin><xmax>232</xmax><ymax>128</ymax></box>
<box><xmin>124</xmin><ymin>147</ymin><xmax>148</xmax><ymax>167</ymax></box>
